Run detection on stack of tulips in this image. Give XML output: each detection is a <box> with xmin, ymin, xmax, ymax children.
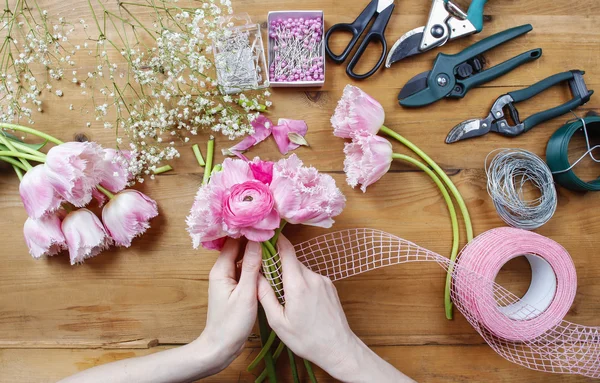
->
<box><xmin>0</xmin><ymin>123</ymin><xmax>158</xmax><ymax>265</ymax></box>
<box><xmin>331</xmin><ymin>85</ymin><xmax>473</xmax><ymax>320</ymax></box>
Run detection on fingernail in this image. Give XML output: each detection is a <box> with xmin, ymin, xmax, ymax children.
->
<box><xmin>247</xmin><ymin>241</ymin><xmax>261</xmax><ymax>255</ymax></box>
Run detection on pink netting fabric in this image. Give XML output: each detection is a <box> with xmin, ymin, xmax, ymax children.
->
<box><xmin>261</xmin><ymin>227</ymin><xmax>600</xmax><ymax>378</ymax></box>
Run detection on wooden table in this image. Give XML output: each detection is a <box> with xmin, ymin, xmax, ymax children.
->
<box><xmin>1</xmin><ymin>0</ymin><xmax>599</xmax><ymax>382</ymax></box>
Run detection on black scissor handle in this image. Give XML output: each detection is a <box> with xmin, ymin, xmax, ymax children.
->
<box><xmin>346</xmin><ymin>3</ymin><xmax>394</xmax><ymax>80</ymax></box>
<box><xmin>325</xmin><ymin>0</ymin><xmax>379</xmax><ymax>63</ymax></box>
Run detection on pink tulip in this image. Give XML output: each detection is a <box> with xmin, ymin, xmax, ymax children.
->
<box><xmin>272</xmin><ymin>119</ymin><xmax>308</xmax><ymax>155</ymax></box>
<box><xmin>98</xmin><ymin>148</ymin><xmax>132</xmax><ymax>193</ymax></box>
<box><xmin>45</xmin><ymin>142</ymin><xmax>105</xmax><ymax>207</ymax></box>
<box><xmin>224</xmin><ymin>115</ymin><xmax>273</xmax><ymax>155</ymax></box>
<box><xmin>331</xmin><ymin>84</ymin><xmax>385</xmax><ymax>138</ymax></box>
<box><xmin>249</xmin><ymin>158</ymin><xmax>274</xmax><ymax>185</ymax></box>
<box><xmin>23</xmin><ymin>214</ymin><xmax>67</xmax><ymax>259</ymax></box>
<box><xmin>62</xmin><ymin>209</ymin><xmax>112</xmax><ymax>264</ymax></box>
<box><xmin>102</xmin><ymin>190</ymin><xmax>159</xmax><ymax>247</ymax></box>
<box><xmin>271</xmin><ymin>154</ymin><xmax>345</xmax><ymax>228</ymax></box>
<box><xmin>187</xmin><ymin>184</ymin><xmax>229</xmax><ymax>250</ymax></box>
<box><xmin>344</xmin><ymin>131</ymin><xmax>393</xmax><ymax>192</ymax></box>
<box><xmin>19</xmin><ymin>165</ymin><xmax>62</xmax><ymax>219</ymax></box>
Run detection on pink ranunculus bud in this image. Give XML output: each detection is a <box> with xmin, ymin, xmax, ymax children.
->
<box><xmin>98</xmin><ymin>148</ymin><xmax>132</xmax><ymax>193</ymax></box>
<box><xmin>330</xmin><ymin>84</ymin><xmax>385</xmax><ymax>138</ymax></box>
<box><xmin>19</xmin><ymin>164</ymin><xmax>62</xmax><ymax>219</ymax></box>
<box><xmin>44</xmin><ymin>142</ymin><xmax>105</xmax><ymax>207</ymax></box>
<box><xmin>272</xmin><ymin>118</ymin><xmax>308</xmax><ymax>155</ymax></box>
<box><xmin>271</xmin><ymin>154</ymin><xmax>345</xmax><ymax>228</ymax></box>
<box><xmin>344</xmin><ymin>130</ymin><xmax>393</xmax><ymax>192</ymax></box>
<box><xmin>62</xmin><ymin>209</ymin><xmax>112</xmax><ymax>265</ymax></box>
<box><xmin>102</xmin><ymin>190</ymin><xmax>159</xmax><ymax>247</ymax></box>
<box><xmin>23</xmin><ymin>213</ymin><xmax>67</xmax><ymax>259</ymax></box>
<box><xmin>223</xmin><ymin>180</ymin><xmax>280</xmax><ymax>242</ymax></box>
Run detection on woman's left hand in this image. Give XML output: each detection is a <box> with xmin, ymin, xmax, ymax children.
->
<box><xmin>195</xmin><ymin>239</ymin><xmax>263</xmax><ymax>371</ymax></box>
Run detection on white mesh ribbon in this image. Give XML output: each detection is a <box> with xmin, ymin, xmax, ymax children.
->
<box><xmin>261</xmin><ymin>227</ymin><xmax>600</xmax><ymax>378</ymax></box>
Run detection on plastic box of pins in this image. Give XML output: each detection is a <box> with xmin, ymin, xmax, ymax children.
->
<box><xmin>267</xmin><ymin>11</ymin><xmax>325</xmax><ymax>87</ymax></box>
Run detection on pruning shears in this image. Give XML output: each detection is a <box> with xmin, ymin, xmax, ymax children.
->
<box><xmin>386</xmin><ymin>0</ymin><xmax>488</xmax><ymax>67</ymax></box>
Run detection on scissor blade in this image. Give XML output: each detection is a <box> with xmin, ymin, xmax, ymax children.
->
<box><xmin>385</xmin><ymin>27</ymin><xmax>424</xmax><ymax>68</ymax></box>
<box><xmin>445</xmin><ymin>119</ymin><xmax>490</xmax><ymax>144</ymax></box>
<box><xmin>398</xmin><ymin>70</ymin><xmax>430</xmax><ymax>100</ymax></box>
<box><xmin>376</xmin><ymin>0</ymin><xmax>395</xmax><ymax>12</ymax></box>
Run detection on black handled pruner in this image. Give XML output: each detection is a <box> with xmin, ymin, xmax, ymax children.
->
<box><xmin>446</xmin><ymin>70</ymin><xmax>594</xmax><ymax>144</ymax></box>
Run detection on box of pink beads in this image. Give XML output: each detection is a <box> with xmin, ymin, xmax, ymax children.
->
<box><xmin>267</xmin><ymin>11</ymin><xmax>325</xmax><ymax>87</ymax></box>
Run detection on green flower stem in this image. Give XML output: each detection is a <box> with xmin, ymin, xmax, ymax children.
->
<box><xmin>303</xmin><ymin>359</ymin><xmax>318</xmax><ymax>383</ymax></box>
<box><xmin>0</xmin><ymin>133</ymin><xmax>32</xmax><ymax>170</ymax></box>
<box><xmin>13</xmin><ymin>165</ymin><xmax>24</xmax><ymax>181</ymax></box>
<box><xmin>0</xmin><ymin>151</ymin><xmax>45</xmax><ymax>163</ymax></box>
<box><xmin>270</xmin><ymin>221</ymin><xmax>287</xmax><ymax>247</ymax></box>
<box><xmin>192</xmin><ymin>144</ymin><xmax>205</xmax><ymax>167</ymax></box>
<box><xmin>97</xmin><ymin>185</ymin><xmax>115</xmax><ymax>200</ymax></box>
<box><xmin>0</xmin><ymin>156</ymin><xmax>28</xmax><ymax>171</ymax></box>
<box><xmin>202</xmin><ymin>136</ymin><xmax>215</xmax><ymax>185</ymax></box>
<box><xmin>255</xmin><ymin>343</ymin><xmax>286</xmax><ymax>383</ymax></box>
<box><xmin>381</xmin><ymin>126</ymin><xmax>473</xmax><ymax>240</ymax></box>
<box><xmin>392</xmin><ymin>153</ymin><xmax>459</xmax><ymax>320</ymax></box>
<box><xmin>287</xmin><ymin>349</ymin><xmax>300</xmax><ymax>383</ymax></box>
<box><xmin>9</xmin><ymin>141</ymin><xmax>47</xmax><ymax>158</ymax></box>
<box><xmin>212</xmin><ymin>164</ymin><xmax>223</xmax><ymax>173</ymax></box>
<box><xmin>261</xmin><ymin>242</ymin><xmax>283</xmax><ymax>302</ymax></box>
<box><xmin>257</xmin><ymin>305</ymin><xmax>277</xmax><ymax>383</ymax></box>
<box><xmin>153</xmin><ymin>165</ymin><xmax>173</xmax><ymax>174</ymax></box>
<box><xmin>247</xmin><ymin>330</ymin><xmax>278</xmax><ymax>371</ymax></box>
<box><xmin>0</xmin><ymin>123</ymin><xmax>64</xmax><ymax>145</ymax></box>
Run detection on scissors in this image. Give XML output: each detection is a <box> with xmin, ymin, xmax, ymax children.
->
<box><xmin>325</xmin><ymin>0</ymin><xmax>395</xmax><ymax>80</ymax></box>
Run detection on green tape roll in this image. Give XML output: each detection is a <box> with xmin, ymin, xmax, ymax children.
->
<box><xmin>546</xmin><ymin>115</ymin><xmax>600</xmax><ymax>191</ymax></box>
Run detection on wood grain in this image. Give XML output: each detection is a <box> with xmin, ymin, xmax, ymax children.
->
<box><xmin>1</xmin><ymin>0</ymin><xmax>599</xmax><ymax>382</ymax></box>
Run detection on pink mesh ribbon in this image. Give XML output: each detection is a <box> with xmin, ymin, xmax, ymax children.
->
<box><xmin>262</xmin><ymin>227</ymin><xmax>599</xmax><ymax>378</ymax></box>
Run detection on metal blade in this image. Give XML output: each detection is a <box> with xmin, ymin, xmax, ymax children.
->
<box><xmin>445</xmin><ymin>119</ymin><xmax>490</xmax><ymax>144</ymax></box>
<box><xmin>398</xmin><ymin>70</ymin><xmax>430</xmax><ymax>100</ymax></box>
<box><xmin>385</xmin><ymin>27</ymin><xmax>424</xmax><ymax>68</ymax></box>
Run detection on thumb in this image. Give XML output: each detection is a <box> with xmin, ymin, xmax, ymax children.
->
<box><xmin>258</xmin><ymin>275</ymin><xmax>285</xmax><ymax>327</ymax></box>
<box><xmin>237</xmin><ymin>241</ymin><xmax>262</xmax><ymax>297</ymax></box>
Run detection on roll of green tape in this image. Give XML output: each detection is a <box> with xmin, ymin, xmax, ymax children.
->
<box><xmin>546</xmin><ymin>115</ymin><xmax>600</xmax><ymax>191</ymax></box>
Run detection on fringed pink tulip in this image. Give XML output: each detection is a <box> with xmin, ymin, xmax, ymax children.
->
<box><xmin>102</xmin><ymin>190</ymin><xmax>159</xmax><ymax>247</ymax></box>
<box><xmin>23</xmin><ymin>214</ymin><xmax>67</xmax><ymax>259</ymax></box>
<box><xmin>62</xmin><ymin>209</ymin><xmax>111</xmax><ymax>265</ymax></box>
<box><xmin>271</xmin><ymin>154</ymin><xmax>345</xmax><ymax>228</ymax></box>
<box><xmin>187</xmin><ymin>184</ymin><xmax>228</xmax><ymax>250</ymax></box>
<box><xmin>99</xmin><ymin>148</ymin><xmax>132</xmax><ymax>193</ymax></box>
<box><xmin>344</xmin><ymin>131</ymin><xmax>393</xmax><ymax>192</ymax></box>
<box><xmin>45</xmin><ymin>142</ymin><xmax>105</xmax><ymax>207</ymax></box>
<box><xmin>272</xmin><ymin>119</ymin><xmax>308</xmax><ymax>155</ymax></box>
<box><xmin>331</xmin><ymin>84</ymin><xmax>385</xmax><ymax>138</ymax></box>
<box><xmin>19</xmin><ymin>165</ymin><xmax>62</xmax><ymax>219</ymax></box>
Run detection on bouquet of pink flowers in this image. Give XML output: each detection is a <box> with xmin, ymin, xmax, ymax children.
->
<box><xmin>1</xmin><ymin>123</ymin><xmax>159</xmax><ymax>265</ymax></box>
<box><xmin>187</xmin><ymin>153</ymin><xmax>345</xmax><ymax>382</ymax></box>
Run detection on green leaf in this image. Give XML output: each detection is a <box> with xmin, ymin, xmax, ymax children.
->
<box><xmin>288</xmin><ymin>132</ymin><xmax>309</xmax><ymax>147</ymax></box>
<box><xmin>1</xmin><ymin>131</ymin><xmax>47</xmax><ymax>150</ymax></box>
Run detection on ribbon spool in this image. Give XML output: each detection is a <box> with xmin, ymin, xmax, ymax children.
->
<box><xmin>265</xmin><ymin>227</ymin><xmax>597</xmax><ymax>378</ymax></box>
<box><xmin>546</xmin><ymin>114</ymin><xmax>600</xmax><ymax>191</ymax></box>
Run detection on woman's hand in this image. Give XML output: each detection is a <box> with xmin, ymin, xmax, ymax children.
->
<box><xmin>195</xmin><ymin>238</ymin><xmax>263</xmax><ymax>372</ymax></box>
<box><xmin>257</xmin><ymin>235</ymin><xmax>415</xmax><ymax>383</ymax></box>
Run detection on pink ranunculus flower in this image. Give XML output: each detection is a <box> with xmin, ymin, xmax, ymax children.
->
<box><xmin>44</xmin><ymin>142</ymin><xmax>105</xmax><ymax>207</ymax></box>
<box><xmin>102</xmin><ymin>190</ymin><xmax>159</xmax><ymax>247</ymax></box>
<box><xmin>19</xmin><ymin>164</ymin><xmax>62</xmax><ymax>219</ymax></box>
<box><xmin>98</xmin><ymin>148</ymin><xmax>132</xmax><ymax>193</ymax></box>
<box><xmin>187</xmin><ymin>158</ymin><xmax>280</xmax><ymax>250</ymax></box>
<box><xmin>331</xmin><ymin>84</ymin><xmax>385</xmax><ymax>138</ymax></box>
<box><xmin>62</xmin><ymin>209</ymin><xmax>112</xmax><ymax>265</ymax></box>
<box><xmin>271</xmin><ymin>154</ymin><xmax>345</xmax><ymax>228</ymax></box>
<box><xmin>23</xmin><ymin>213</ymin><xmax>67</xmax><ymax>259</ymax></box>
<box><xmin>272</xmin><ymin>118</ymin><xmax>308</xmax><ymax>155</ymax></box>
<box><xmin>344</xmin><ymin>130</ymin><xmax>393</xmax><ymax>192</ymax></box>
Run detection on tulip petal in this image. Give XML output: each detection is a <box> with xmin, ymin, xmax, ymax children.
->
<box><xmin>62</xmin><ymin>209</ymin><xmax>111</xmax><ymax>264</ymax></box>
<box><xmin>19</xmin><ymin>165</ymin><xmax>62</xmax><ymax>219</ymax></box>
<box><xmin>272</xmin><ymin>119</ymin><xmax>308</xmax><ymax>155</ymax></box>
<box><xmin>23</xmin><ymin>214</ymin><xmax>67</xmax><ymax>259</ymax></box>
<box><xmin>223</xmin><ymin>115</ymin><xmax>274</xmax><ymax>155</ymax></box>
<box><xmin>102</xmin><ymin>190</ymin><xmax>159</xmax><ymax>247</ymax></box>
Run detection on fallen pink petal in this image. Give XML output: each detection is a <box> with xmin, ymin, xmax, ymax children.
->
<box><xmin>223</xmin><ymin>114</ymin><xmax>274</xmax><ymax>156</ymax></box>
<box><xmin>272</xmin><ymin>118</ymin><xmax>309</xmax><ymax>154</ymax></box>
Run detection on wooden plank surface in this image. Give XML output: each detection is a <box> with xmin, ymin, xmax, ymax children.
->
<box><xmin>1</xmin><ymin>0</ymin><xmax>600</xmax><ymax>381</ymax></box>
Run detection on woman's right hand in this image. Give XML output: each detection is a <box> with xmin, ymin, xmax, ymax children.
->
<box><xmin>257</xmin><ymin>235</ymin><xmax>415</xmax><ymax>383</ymax></box>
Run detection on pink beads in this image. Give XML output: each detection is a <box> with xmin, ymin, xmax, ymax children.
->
<box><xmin>269</xmin><ymin>15</ymin><xmax>324</xmax><ymax>83</ymax></box>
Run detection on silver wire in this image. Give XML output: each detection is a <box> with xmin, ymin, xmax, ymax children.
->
<box><xmin>485</xmin><ymin>148</ymin><xmax>558</xmax><ymax>230</ymax></box>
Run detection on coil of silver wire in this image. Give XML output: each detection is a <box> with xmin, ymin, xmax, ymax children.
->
<box><xmin>485</xmin><ymin>149</ymin><xmax>558</xmax><ymax>230</ymax></box>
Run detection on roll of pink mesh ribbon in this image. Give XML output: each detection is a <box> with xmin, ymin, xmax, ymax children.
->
<box><xmin>263</xmin><ymin>227</ymin><xmax>598</xmax><ymax>378</ymax></box>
